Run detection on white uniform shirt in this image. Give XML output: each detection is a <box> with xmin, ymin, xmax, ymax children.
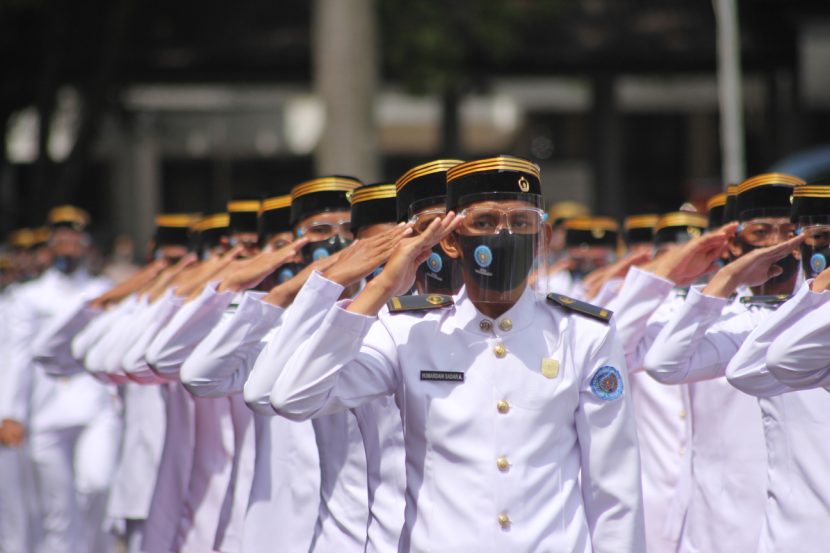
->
<box><xmin>606</xmin><ymin>267</ymin><xmax>690</xmax><ymax>553</ymax></box>
<box><xmin>725</xmin><ymin>281</ymin><xmax>830</xmax><ymax>552</ymax></box>
<box><xmin>243</xmin><ymin>275</ymin><xmax>372</xmax><ymax>553</ymax></box>
<box><xmin>644</xmin><ymin>287</ymin><xmax>768</xmax><ymax>553</ymax></box>
<box><xmin>0</xmin><ymin>268</ymin><xmax>113</xmax><ymax>431</ymax></box>
<box><xmin>71</xmin><ymin>294</ymin><xmax>139</xmax><ymax>383</ymax></box>
<box><xmin>270</xmin><ymin>281</ymin><xmax>645</xmax><ymax>553</ymax></box>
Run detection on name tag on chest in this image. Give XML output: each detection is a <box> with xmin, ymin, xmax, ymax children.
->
<box><xmin>420</xmin><ymin>371</ymin><xmax>464</xmax><ymax>382</ymax></box>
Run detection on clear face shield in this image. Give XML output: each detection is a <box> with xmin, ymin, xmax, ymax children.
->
<box><xmin>409</xmin><ymin>197</ymin><xmax>464</xmax><ymax>295</ymax></box>
<box><xmin>796</xmin><ymin>215</ymin><xmax>830</xmax><ymax>280</ymax></box>
<box><xmin>446</xmin><ymin>193</ymin><xmax>549</xmax><ymax>303</ymax></box>
<box><xmin>737</xmin><ymin>208</ymin><xmax>799</xmax><ymax>295</ymax></box>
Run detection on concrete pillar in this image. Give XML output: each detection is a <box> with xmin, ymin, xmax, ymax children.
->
<box><xmin>125</xmin><ymin>114</ymin><xmax>160</xmax><ymax>259</ymax></box>
<box><xmin>591</xmin><ymin>74</ymin><xmax>624</xmax><ymax>218</ymax></box>
<box><xmin>714</xmin><ymin>0</ymin><xmax>746</xmax><ymax>186</ymax></box>
<box><xmin>312</xmin><ymin>0</ymin><xmax>380</xmax><ymax>182</ymax></box>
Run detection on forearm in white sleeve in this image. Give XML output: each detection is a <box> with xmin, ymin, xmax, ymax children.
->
<box><xmin>606</xmin><ymin>267</ymin><xmax>674</xmax><ymax>372</ymax></box>
<box><xmin>145</xmin><ymin>281</ymin><xmax>233</xmax><ymax>381</ymax></box>
<box><xmin>182</xmin><ymin>290</ymin><xmax>284</xmax><ymax>399</ymax></box>
<box><xmin>101</xmin><ymin>288</ymin><xmax>180</xmax><ymax>383</ymax></box>
<box><xmin>122</xmin><ymin>290</ymin><xmax>186</xmax><ymax>384</ymax></box>
<box><xmin>71</xmin><ymin>294</ymin><xmax>137</xmax><ymax>366</ymax></box>
<box><xmin>244</xmin><ymin>270</ymin><xmax>344</xmax><ymax>415</ymax></box>
<box><xmin>590</xmin><ymin>277</ymin><xmax>623</xmax><ymax>309</ymax></box>
<box><xmin>726</xmin><ymin>280</ymin><xmax>830</xmax><ymax>397</ymax></box>
<box><xmin>83</xmin><ymin>295</ymin><xmax>150</xmax><ymax>384</ymax></box>
<box><xmin>644</xmin><ymin>287</ymin><xmax>749</xmax><ymax>384</ymax></box>
<box><xmin>32</xmin><ymin>299</ymin><xmax>102</xmax><ymax>378</ymax></box>
<box><xmin>766</xmin><ymin>297</ymin><xmax>830</xmax><ymax>391</ymax></box>
<box><xmin>269</xmin><ymin>301</ymin><xmax>401</xmax><ymax>421</ymax></box>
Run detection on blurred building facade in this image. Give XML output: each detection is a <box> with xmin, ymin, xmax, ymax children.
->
<box><xmin>2</xmin><ymin>0</ymin><xmax>830</xmax><ymax>254</ymax></box>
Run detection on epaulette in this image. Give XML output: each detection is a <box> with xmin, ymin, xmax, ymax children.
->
<box><xmin>387</xmin><ymin>294</ymin><xmax>453</xmax><ymax>313</ymax></box>
<box><xmin>739</xmin><ymin>295</ymin><xmax>791</xmax><ymax>306</ymax></box>
<box><xmin>546</xmin><ymin>293</ymin><xmax>612</xmax><ymax>323</ymax></box>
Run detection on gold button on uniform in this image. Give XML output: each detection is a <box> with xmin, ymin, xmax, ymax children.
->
<box><xmin>497</xmin><ymin>457</ymin><xmax>509</xmax><ymax>471</ymax></box>
<box><xmin>680</xmin><ymin>410</ymin><xmax>686</xmax><ymax>419</ymax></box>
<box><xmin>494</xmin><ymin>345</ymin><xmax>507</xmax><ymax>358</ymax></box>
<box><xmin>479</xmin><ymin>320</ymin><xmax>492</xmax><ymax>332</ymax></box>
<box><xmin>679</xmin><ymin>447</ymin><xmax>686</xmax><ymax>455</ymax></box>
<box><xmin>498</xmin><ymin>318</ymin><xmax>513</xmax><ymax>331</ymax></box>
<box><xmin>497</xmin><ymin>400</ymin><xmax>510</xmax><ymax>414</ymax></box>
<box><xmin>498</xmin><ymin>514</ymin><xmax>511</xmax><ymax>528</ymax></box>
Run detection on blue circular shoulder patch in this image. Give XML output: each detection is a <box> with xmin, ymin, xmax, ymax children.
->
<box><xmin>278</xmin><ymin>268</ymin><xmax>294</xmax><ymax>284</ymax></box>
<box><xmin>474</xmin><ymin>245</ymin><xmax>492</xmax><ymax>268</ymax></box>
<box><xmin>312</xmin><ymin>247</ymin><xmax>330</xmax><ymax>261</ymax></box>
<box><xmin>811</xmin><ymin>253</ymin><xmax>826</xmax><ymax>274</ymax></box>
<box><xmin>427</xmin><ymin>252</ymin><xmax>443</xmax><ymax>272</ymax></box>
<box><xmin>591</xmin><ymin>366</ymin><xmax>623</xmax><ymax>400</ymax></box>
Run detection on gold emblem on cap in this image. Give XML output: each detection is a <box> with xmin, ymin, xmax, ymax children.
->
<box><xmin>426</xmin><ymin>295</ymin><xmax>444</xmax><ymax>305</ymax></box>
<box><xmin>591</xmin><ymin>228</ymin><xmax>605</xmax><ymax>239</ymax></box>
<box><xmin>518</xmin><ymin>176</ymin><xmax>530</xmax><ymax>192</ymax></box>
<box><xmin>560</xmin><ymin>296</ymin><xmax>575</xmax><ymax>304</ymax></box>
<box><xmin>687</xmin><ymin>226</ymin><xmax>701</xmax><ymax>238</ymax></box>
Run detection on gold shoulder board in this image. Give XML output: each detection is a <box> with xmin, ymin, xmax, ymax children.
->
<box><xmin>387</xmin><ymin>294</ymin><xmax>453</xmax><ymax>313</ymax></box>
<box><xmin>546</xmin><ymin>293</ymin><xmax>612</xmax><ymax>323</ymax></box>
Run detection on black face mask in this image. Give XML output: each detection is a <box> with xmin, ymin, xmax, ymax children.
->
<box><xmin>416</xmin><ymin>245</ymin><xmax>460</xmax><ymax>292</ymax></box>
<box><xmin>300</xmin><ymin>235</ymin><xmax>351</xmax><ymax>265</ymax></box>
<box><xmin>801</xmin><ymin>243</ymin><xmax>830</xmax><ymax>279</ymax></box>
<box><xmin>456</xmin><ymin>230</ymin><xmax>535</xmax><ymax>293</ymax></box>
<box><xmin>54</xmin><ymin>255</ymin><xmax>81</xmax><ymax>275</ymax></box>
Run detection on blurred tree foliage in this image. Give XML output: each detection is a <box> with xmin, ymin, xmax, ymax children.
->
<box><xmin>379</xmin><ymin>0</ymin><xmax>566</xmax><ymax>155</ymax></box>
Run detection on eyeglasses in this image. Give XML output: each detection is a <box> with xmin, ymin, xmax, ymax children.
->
<box><xmin>296</xmin><ymin>220</ymin><xmax>353</xmax><ymax>241</ymax></box>
<box><xmin>457</xmin><ymin>207</ymin><xmax>545</xmax><ymax>236</ymax></box>
<box><xmin>798</xmin><ymin>225</ymin><xmax>830</xmax><ymax>247</ymax></box>
<box><xmin>409</xmin><ymin>209</ymin><xmax>446</xmax><ymax>234</ymax></box>
<box><xmin>737</xmin><ymin>220</ymin><xmax>797</xmax><ymax>246</ymax></box>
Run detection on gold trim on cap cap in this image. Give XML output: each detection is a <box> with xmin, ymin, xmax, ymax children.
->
<box><xmin>706</xmin><ymin>193</ymin><xmax>727</xmax><ymax>210</ymax></box>
<box><xmin>201</xmin><ymin>213</ymin><xmax>230</xmax><ymax>230</ymax></box>
<box><xmin>47</xmin><ymin>205</ymin><xmax>90</xmax><ymax>227</ymax></box>
<box><xmin>31</xmin><ymin>227</ymin><xmax>52</xmax><ymax>244</ymax></box>
<box><xmin>727</xmin><ymin>185</ymin><xmax>738</xmax><ymax>196</ymax></box>
<box><xmin>564</xmin><ymin>217</ymin><xmax>620</xmax><ymax>232</ymax></box>
<box><xmin>350</xmin><ymin>185</ymin><xmax>397</xmax><ymax>204</ymax></box>
<box><xmin>9</xmin><ymin>229</ymin><xmax>34</xmax><ymax>248</ymax></box>
<box><xmin>624</xmin><ymin>214</ymin><xmax>659</xmax><ymax>230</ymax></box>
<box><xmin>396</xmin><ymin>160</ymin><xmax>464</xmax><ymax>192</ymax></box>
<box><xmin>227</xmin><ymin>200</ymin><xmax>261</xmax><ymax>213</ymax></box>
<box><xmin>655</xmin><ymin>212</ymin><xmax>708</xmax><ymax>232</ymax></box>
<box><xmin>737</xmin><ymin>173</ymin><xmax>804</xmax><ymax>194</ymax></box>
<box><xmin>260</xmin><ymin>195</ymin><xmax>292</xmax><ymax>213</ymax></box>
<box><xmin>155</xmin><ymin>214</ymin><xmax>196</xmax><ymax>228</ymax></box>
<box><xmin>291</xmin><ymin>177</ymin><xmax>362</xmax><ymax>200</ymax></box>
<box><xmin>793</xmin><ymin>185</ymin><xmax>830</xmax><ymax>198</ymax></box>
<box><xmin>446</xmin><ymin>156</ymin><xmax>541</xmax><ymax>183</ymax></box>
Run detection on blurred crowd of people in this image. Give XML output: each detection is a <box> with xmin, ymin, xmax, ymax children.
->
<box><xmin>1</xmin><ymin>156</ymin><xmax>829</xmax><ymax>553</ymax></box>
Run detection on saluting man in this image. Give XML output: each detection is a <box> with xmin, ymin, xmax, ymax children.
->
<box><xmin>269</xmin><ymin>155</ymin><xmax>645</xmax><ymax>552</ymax></box>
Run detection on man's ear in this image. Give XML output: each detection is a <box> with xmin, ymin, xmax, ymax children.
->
<box><xmin>793</xmin><ymin>245</ymin><xmax>802</xmax><ymax>261</ymax></box>
<box><xmin>441</xmin><ymin>233</ymin><xmax>461</xmax><ymax>259</ymax></box>
<box><xmin>727</xmin><ymin>234</ymin><xmax>743</xmax><ymax>257</ymax></box>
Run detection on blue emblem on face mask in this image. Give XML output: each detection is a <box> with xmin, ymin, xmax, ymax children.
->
<box><xmin>591</xmin><ymin>366</ymin><xmax>623</xmax><ymax>400</ymax></box>
<box><xmin>474</xmin><ymin>245</ymin><xmax>492</xmax><ymax>268</ymax></box>
<box><xmin>312</xmin><ymin>248</ymin><xmax>330</xmax><ymax>261</ymax></box>
<box><xmin>278</xmin><ymin>268</ymin><xmax>294</xmax><ymax>284</ymax></box>
<box><xmin>427</xmin><ymin>252</ymin><xmax>443</xmax><ymax>272</ymax></box>
<box><xmin>811</xmin><ymin>253</ymin><xmax>826</xmax><ymax>274</ymax></box>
